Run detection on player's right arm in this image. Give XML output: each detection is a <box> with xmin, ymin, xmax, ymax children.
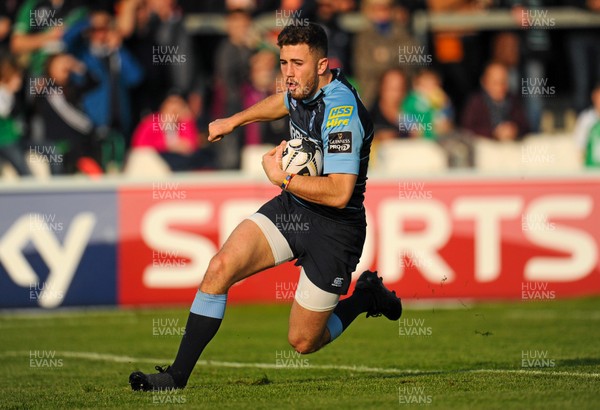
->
<box><xmin>208</xmin><ymin>92</ymin><xmax>288</xmax><ymax>142</ymax></box>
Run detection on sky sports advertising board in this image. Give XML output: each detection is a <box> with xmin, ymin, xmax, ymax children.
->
<box><xmin>0</xmin><ymin>177</ymin><xmax>598</xmax><ymax>308</ymax></box>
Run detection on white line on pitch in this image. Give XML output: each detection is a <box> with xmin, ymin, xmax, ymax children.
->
<box><xmin>2</xmin><ymin>350</ymin><xmax>600</xmax><ymax>379</ymax></box>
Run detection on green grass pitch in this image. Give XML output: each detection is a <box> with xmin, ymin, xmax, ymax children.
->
<box><xmin>1</xmin><ymin>297</ymin><xmax>599</xmax><ymax>409</ymax></box>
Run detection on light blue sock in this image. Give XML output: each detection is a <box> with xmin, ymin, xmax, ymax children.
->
<box><xmin>190</xmin><ymin>290</ymin><xmax>227</xmax><ymax>319</ymax></box>
<box><xmin>326</xmin><ymin>313</ymin><xmax>344</xmax><ymax>342</ymax></box>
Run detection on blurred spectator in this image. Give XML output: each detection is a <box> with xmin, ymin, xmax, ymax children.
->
<box><xmin>0</xmin><ymin>54</ymin><xmax>31</xmax><ymax>176</ymax></box>
<box><xmin>427</xmin><ymin>0</ymin><xmax>488</xmax><ymax>116</ymax></box>
<box><xmin>228</xmin><ymin>0</ymin><xmax>260</xmax><ymax>12</ymax></box>
<box><xmin>276</xmin><ymin>0</ymin><xmax>317</xmax><ymax>17</ymax></box>
<box><xmin>401</xmin><ymin>69</ymin><xmax>453</xmax><ymax>140</ymax></box>
<box><xmin>212</xmin><ymin>8</ymin><xmax>259</xmax><ymax>169</ymax></box>
<box><xmin>11</xmin><ymin>0</ymin><xmax>88</xmax><ymax>76</ymax></box>
<box><xmin>116</xmin><ymin>0</ymin><xmax>155</xmax><ymax>120</ymax></box>
<box><xmin>490</xmin><ymin>32</ymin><xmax>520</xmax><ymax>102</ymax></box>
<box><xmin>241</xmin><ymin>49</ymin><xmax>286</xmax><ymax>146</ymax></box>
<box><xmin>64</xmin><ymin>9</ymin><xmax>143</xmax><ymax>145</ymax></box>
<box><xmin>573</xmin><ymin>83</ymin><xmax>600</xmax><ymax>166</ymax></box>
<box><xmin>117</xmin><ymin>0</ymin><xmax>195</xmax><ymax>118</ymax></box>
<box><xmin>565</xmin><ymin>0</ymin><xmax>600</xmax><ymax>113</ymax></box>
<box><xmin>370</xmin><ymin>67</ymin><xmax>410</xmax><ymax>140</ymax></box>
<box><xmin>178</xmin><ymin>0</ymin><xmax>227</xmax><ymax>13</ymax></box>
<box><xmin>507</xmin><ymin>0</ymin><xmax>556</xmax><ymax>132</ymax></box>
<box><xmin>490</xmin><ymin>31</ymin><xmax>541</xmax><ymax>133</ymax></box>
<box><xmin>147</xmin><ymin>0</ymin><xmax>195</xmax><ymax>98</ymax></box>
<box><xmin>131</xmin><ymin>93</ymin><xmax>215</xmax><ymax>171</ymax></box>
<box><xmin>36</xmin><ymin>52</ymin><xmax>100</xmax><ymax>174</ymax></box>
<box><xmin>461</xmin><ymin>62</ymin><xmax>529</xmax><ymax>141</ymax></box>
<box><xmin>353</xmin><ymin>0</ymin><xmax>418</xmax><ymax>108</ymax></box>
<box><xmin>187</xmin><ymin>78</ymin><xmax>209</xmax><ymax>133</ymax></box>
<box><xmin>314</xmin><ymin>0</ymin><xmax>352</xmax><ymax>73</ymax></box>
<box><xmin>0</xmin><ymin>0</ymin><xmax>20</xmax><ymax>53</ymax></box>
<box><xmin>214</xmin><ymin>8</ymin><xmax>258</xmax><ymax>118</ymax></box>
<box><xmin>334</xmin><ymin>0</ymin><xmax>357</xmax><ymax>13</ymax></box>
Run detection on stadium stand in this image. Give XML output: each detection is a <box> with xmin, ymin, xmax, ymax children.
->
<box><xmin>241</xmin><ymin>143</ymin><xmax>276</xmax><ymax>177</ymax></box>
<box><xmin>1</xmin><ymin>1</ymin><xmax>600</xmax><ymax>179</ymax></box>
<box><xmin>374</xmin><ymin>139</ymin><xmax>448</xmax><ymax>173</ymax></box>
<box><xmin>123</xmin><ymin>147</ymin><xmax>172</xmax><ymax>177</ymax></box>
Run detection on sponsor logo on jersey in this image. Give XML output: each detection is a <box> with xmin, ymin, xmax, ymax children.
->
<box><xmin>326</xmin><ymin>105</ymin><xmax>353</xmax><ymax>128</ymax></box>
<box><xmin>328</xmin><ymin>132</ymin><xmax>352</xmax><ymax>153</ymax></box>
<box><xmin>328</xmin><ymin>105</ymin><xmax>353</xmax><ymax>118</ymax></box>
<box><xmin>332</xmin><ymin>277</ymin><xmax>344</xmax><ymax>287</ymax></box>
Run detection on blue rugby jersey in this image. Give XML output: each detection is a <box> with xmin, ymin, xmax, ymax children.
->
<box><xmin>283</xmin><ymin>68</ymin><xmax>374</xmax><ymax>224</ymax></box>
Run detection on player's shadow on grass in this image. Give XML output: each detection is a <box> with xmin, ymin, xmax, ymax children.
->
<box><xmin>556</xmin><ymin>357</ymin><xmax>600</xmax><ymax>367</ymax></box>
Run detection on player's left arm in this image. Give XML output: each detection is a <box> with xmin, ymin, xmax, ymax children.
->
<box><xmin>262</xmin><ymin>142</ymin><xmax>356</xmax><ymax>209</ymax></box>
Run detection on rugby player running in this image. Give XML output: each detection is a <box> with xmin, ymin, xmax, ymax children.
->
<box><xmin>129</xmin><ymin>23</ymin><xmax>402</xmax><ymax>391</ymax></box>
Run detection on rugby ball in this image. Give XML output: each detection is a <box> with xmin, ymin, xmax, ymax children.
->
<box><xmin>281</xmin><ymin>138</ymin><xmax>323</xmax><ymax>176</ymax></box>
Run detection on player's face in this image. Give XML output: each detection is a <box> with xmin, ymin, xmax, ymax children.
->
<box><xmin>280</xmin><ymin>44</ymin><xmax>321</xmax><ymax>100</ymax></box>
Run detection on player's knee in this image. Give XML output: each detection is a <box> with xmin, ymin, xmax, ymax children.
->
<box><xmin>201</xmin><ymin>254</ymin><xmax>232</xmax><ymax>293</ymax></box>
<box><xmin>288</xmin><ymin>334</ymin><xmax>320</xmax><ymax>355</ymax></box>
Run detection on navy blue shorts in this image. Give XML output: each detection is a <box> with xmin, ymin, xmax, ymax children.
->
<box><xmin>256</xmin><ymin>191</ymin><xmax>366</xmax><ymax>295</ymax></box>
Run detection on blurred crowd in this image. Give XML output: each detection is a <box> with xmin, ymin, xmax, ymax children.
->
<box><xmin>0</xmin><ymin>0</ymin><xmax>600</xmax><ymax>177</ymax></box>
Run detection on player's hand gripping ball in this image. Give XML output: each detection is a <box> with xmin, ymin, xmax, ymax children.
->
<box><xmin>281</xmin><ymin>138</ymin><xmax>323</xmax><ymax>176</ymax></box>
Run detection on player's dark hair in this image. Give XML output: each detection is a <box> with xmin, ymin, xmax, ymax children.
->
<box><xmin>277</xmin><ymin>23</ymin><xmax>328</xmax><ymax>59</ymax></box>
